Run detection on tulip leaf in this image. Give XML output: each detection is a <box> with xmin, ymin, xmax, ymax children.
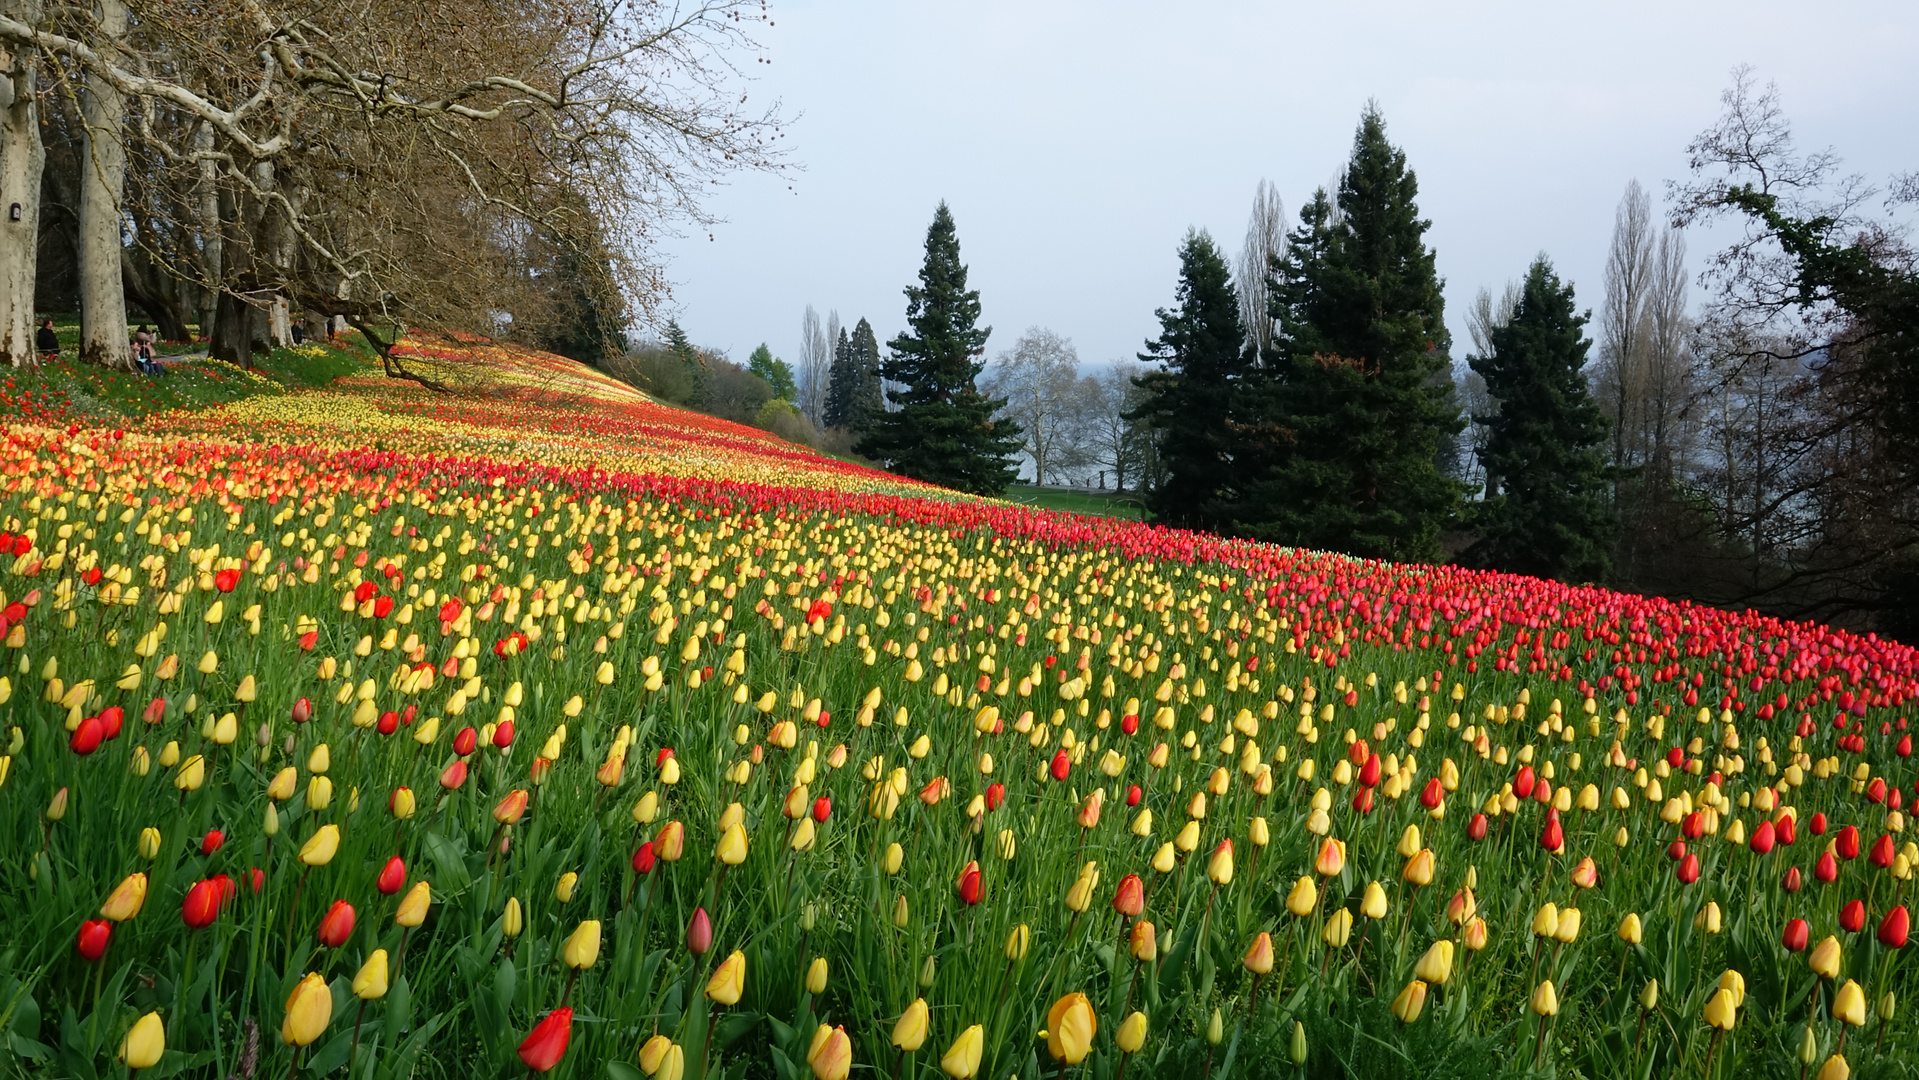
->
<box><xmin>606</xmin><ymin>1062</ymin><xmax>645</xmax><ymax>1080</ymax></box>
<box><xmin>422</xmin><ymin>831</ymin><xmax>471</xmax><ymax>892</ymax></box>
<box><xmin>767</xmin><ymin>1046</ymin><xmax>798</xmax><ymax>1080</ymax></box>
<box><xmin>378</xmin><ymin>1012</ymin><xmax>445</xmax><ymax>1080</ymax></box>
<box><xmin>303</xmin><ymin>1027</ymin><xmax>356</xmax><ymax>1076</ymax></box>
<box><xmin>383</xmin><ymin>974</ymin><xmax>412</xmax><ymax>1043</ymax></box>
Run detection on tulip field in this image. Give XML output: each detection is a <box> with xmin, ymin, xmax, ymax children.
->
<box><xmin>4</xmin><ymin>339</ymin><xmax>1919</xmax><ymax>1080</ymax></box>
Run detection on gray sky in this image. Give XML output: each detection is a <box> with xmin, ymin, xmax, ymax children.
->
<box><xmin>658</xmin><ymin>1</ymin><xmax>1918</xmax><ymax>372</ymax></box>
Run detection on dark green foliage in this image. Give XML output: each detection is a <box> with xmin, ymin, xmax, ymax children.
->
<box><xmin>846</xmin><ymin>318</ymin><xmax>885</xmax><ymax>430</ymax></box>
<box><xmin>1127</xmin><ymin>229</ymin><xmax>1253</xmax><ymax>531</ymax></box>
<box><xmin>857</xmin><ymin>203</ymin><xmax>1022</xmax><ymax>494</ymax></box>
<box><xmin>1467</xmin><ymin>256</ymin><xmax>1614</xmax><ymax>582</ymax></box>
<box><xmin>823</xmin><ymin>328</ymin><xmax>856</xmax><ymax>428</ymax></box>
<box><xmin>1248</xmin><ymin>106</ymin><xmax>1467</xmax><ymax>562</ymax></box>
<box><xmin>747</xmin><ymin>343</ymin><xmax>797</xmax><ymax>400</ymax></box>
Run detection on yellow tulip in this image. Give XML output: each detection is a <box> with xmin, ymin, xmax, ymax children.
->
<box><xmin>173</xmin><ymin>754</ymin><xmax>205</xmax><ymax>791</ymax></box>
<box><xmin>1818</xmin><ymin>1054</ymin><xmax>1850</xmax><ymax>1080</ymax></box>
<box><xmin>267</xmin><ymin>767</ymin><xmax>297</xmax><ymax>801</ymax></box>
<box><xmin>1045</xmin><ymin>993</ymin><xmax>1096</xmax><ymax>1064</ymax></box>
<box><xmin>395</xmin><ymin>881</ymin><xmax>431</xmax><ymax>928</ymax></box>
<box><xmin>1810</xmin><ymin>936</ymin><xmax>1842</xmax><ymax>979</ymax></box>
<box><xmin>1360</xmin><ymin>881</ymin><xmax>1389</xmax><ymax>919</ymax></box>
<box><xmin>806</xmin><ymin>957</ymin><xmax>828</xmax><ymax>995</ymax></box>
<box><xmin>707</xmin><ymin>950</ymin><xmax>746</xmax><ymax>1005</ymax></box>
<box><xmin>138</xmin><ymin>827</ymin><xmax>162</xmax><ymax>860</ymax></box>
<box><xmin>806</xmin><ymin>1024</ymin><xmax>852</xmax><ymax>1080</ymax></box>
<box><xmin>716</xmin><ymin>821</ymin><xmax>749</xmax><ymax>865</ymax></box>
<box><xmin>501</xmin><ymin>898</ymin><xmax>524</xmax><ymax>938</ymax></box>
<box><xmin>1391</xmin><ymin>979</ymin><xmax>1429</xmax><ymax>1023</ymax></box>
<box><xmin>1532</xmin><ymin>902</ymin><xmax>1560</xmax><ymax>939</ymax></box>
<box><xmin>1244</xmin><ymin>932</ymin><xmax>1275</xmax><ymax>974</ymax></box>
<box><xmin>118</xmin><ymin>1011</ymin><xmax>165</xmax><ymax>1069</ymax></box>
<box><xmin>1703</xmin><ymin>987</ymin><xmax>1737</xmax><ymax>1031</ymax></box>
<box><xmin>1553</xmin><ymin>907</ymin><xmax>1582</xmax><ymax>944</ymax></box>
<box><xmin>1322</xmin><ymin>907</ymin><xmax>1354</xmax><ymax>948</ymax></box>
<box><xmin>891</xmin><ymin>998</ymin><xmax>929</xmax><ymax>1051</ymax></box>
<box><xmin>1285</xmin><ymin>876</ymin><xmax>1318</xmax><ymax>917</ymax></box>
<box><xmin>1403</xmin><ymin>849</ymin><xmax>1435</xmax><ymax>886</ymax></box>
<box><xmin>564</xmin><ymin>920</ymin><xmax>602</xmax><ymax>969</ymax></box>
<box><xmin>1618</xmin><ymin>912</ymin><xmax>1643</xmax><ymax>944</ymax></box>
<box><xmin>353</xmin><ymin>950</ymin><xmax>390</xmax><ymax>1000</ymax></box>
<box><xmin>1415</xmin><ymin>940</ymin><xmax>1454</xmax><ymax>985</ymax></box>
<box><xmin>298</xmin><ymin>824</ymin><xmax>340</xmax><ymax>867</ymax></box>
<box><xmin>939</xmin><ymin>1024</ymin><xmax>984</xmax><ymax>1078</ymax></box>
<box><xmin>1718</xmin><ymin>969</ymin><xmax>1746</xmax><ymax>1009</ymax></box>
<box><xmin>1833</xmin><ymin>979</ymin><xmax>1866</xmax><ymax>1027</ymax></box>
<box><xmin>1117</xmin><ymin>1010</ymin><xmax>1148</xmax><ymax>1053</ymax></box>
<box><xmin>1531</xmin><ymin>979</ymin><xmax>1559</xmax><ymax>1017</ymax></box>
<box><xmin>1005</xmin><ymin>924</ymin><xmax>1030</xmax><ymax>962</ymax></box>
<box><xmin>101</xmin><ymin>872</ymin><xmax>148</xmax><ymax>922</ymax></box>
<box><xmin>555</xmin><ymin>871</ymin><xmax>578</xmax><ymax>903</ymax></box>
<box><xmin>280</xmin><ymin>972</ymin><xmax>333</xmax><ymax>1046</ymax></box>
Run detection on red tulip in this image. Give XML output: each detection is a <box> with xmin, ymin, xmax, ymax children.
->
<box><xmin>377</xmin><ymin>710</ymin><xmax>400</xmax><ymax>736</ymax></box>
<box><xmin>1120</xmin><ymin>712</ymin><xmax>1139</xmax><ymax>735</ymax></box>
<box><xmin>1784</xmin><ymin>866</ymin><xmax>1803</xmax><ymax>892</ymax></box>
<box><xmin>373</xmin><ymin>595</ymin><xmax>396</xmax><ymax>619</ymax></box>
<box><xmin>1681</xmin><ymin>812</ymin><xmax>1705</xmax><ymax>840</ymax></box>
<box><xmin>1836</xmin><ymin>826</ymin><xmax>1860</xmax><ymax>860</ymax></box>
<box><xmin>214</xmin><ymin>567</ymin><xmax>241</xmax><ymax>592</ymax></box>
<box><xmin>1050</xmin><ymin>750</ymin><xmax>1071</xmax><ymax>782</ymax></box>
<box><xmin>1513</xmin><ymin>766</ymin><xmax>1535</xmax><ymax>799</ymax></box>
<box><xmin>70</xmin><ymin>716</ymin><xmax>104</xmax><ymax>756</ymax></box>
<box><xmin>1126</xmin><ymin>784</ymin><xmax>1142</xmax><ymax>808</ymax></box>
<box><xmin>1667</xmin><ymin>840</ymin><xmax>1688</xmax><ymax>862</ymax></box>
<box><xmin>318</xmin><ymin>900</ymin><xmax>356</xmax><ymax>947</ymax></box>
<box><xmin>1358</xmin><ymin>754</ymin><xmax>1381</xmax><ymax>788</ymax></box>
<box><xmin>1898</xmin><ymin>733</ymin><xmax>1913</xmax><ymax>758</ymax></box>
<box><xmin>201</xmin><ymin>830</ymin><xmax>225</xmax><ymax>856</ymax></box>
<box><xmin>1420</xmin><ymin>778</ymin><xmax>1443</xmax><ymax>809</ymax></box>
<box><xmin>98</xmin><ymin>706</ymin><xmax>124</xmax><ymax>740</ymax></box>
<box><xmin>376</xmin><ymin>856</ymin><xmax>407</xmax><ymax>895</ymax></box>
<box><xmin>1351</xmin><ymin>786</ymin><xmax>1376</xmax><ymax>814</ymax></box>
<box><xmin>633</xmin><ymin>842</ymin><xmax>656</xmax><ymax>874</ymax></box>
<box><xmin>517</xmin><ymin>1008</ymin><xmax>573</xmax><ymax>1072</ymax></box>
<box><xmin>1749</xmin><ymin>820</ymin><xmax>1775</xmax><ymax>854</ymax></box>
<box><xmin>1783</xmin><ymin>917</ymin><xmax>1810</xmax><ymax>952</ymax></box>
<box><xmin>812</xmin><ymin>796</ymin><xmax>832</xmax><ymax>822</ymax></box>
<box><xmin>183</xmin><ymin>879</ymin><xmax>221</xmax><ymax>928</ymax></box>
<box><xmin>1815</xmin><ymin>851</ymin><xmax>1839</xmax><ymax>884</ymax></box>
<box><xmin>1870</xmin><ymin>834</ymin><xmax>1896</xmax><ymax>868</ymax></box>
<box><xmin>1111</xmin><ymin>873</ymin><xmax>1144</xmax><ymax>917</ymax></box>
<box><xmin>1468</xmin><ymin>813</ymin><xmax>1488</xmax><ymax>841</ymax></box>
<box><xmin>1540</xmin><ymin>813</ymin><xmax>1564</xmax><ymax>854</ymax></box>
<box><xmin>1666</xmin><ymin>746</ymin><xmax>1685</xmax><ymax>769</ymax></box>
<box><xmin>454</xmin><ymin>727</ymin><xmax>478</xmax><ymax>757</ymax></box>
<box><xmin>1677</xmin><ymin>853</ymin><xmax>1700</xmax><ymax>883</ymax></box>
<box><xmin>1777</xmin><ymin>815</ymin><xmax>1797</xmax><ymax>845</ymax></box>
<box><xmin>76</xmin><ymin>919</ymin><xmax>111</xmax><ymax>961</ymax></box>
<box><xmin>1841</xmin><ymin>899</ymin><xmax>1866</xmax><ymax>933</ymax></box>
<box><xmin>686</xmin><ymin>906</ymin><xmax>712</xmax><ymax>955</ymax></box>
<box><xmin>493</xmin><ymin>719</ymin><xmax>515</xmax><ymax>748</ymax></box>
<box><xmin>247</xmin><ymin>868</ymin><xmax>265</xmax><ymax>893</ymax></box>
<box><xmin>957</xmin><ymin>861</ymin><xmax>983</xmax><ymax>906</ymax></box>
<box><xmin>1879</xmin><ymin>905</ymin><xmax>1910</xmax><ymax>948</ymax></box>
<box><xmin>440</xmin><ymin>760</ymin><xmax>468</xmax><ymax>790</ymax></box>
<box><xmin>1810</xmin><ymin>813</ymin><xmax>1828</xmax><ymax>836</ymax></box>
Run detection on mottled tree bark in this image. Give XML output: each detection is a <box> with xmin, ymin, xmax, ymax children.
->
<box><xmin>76</xmin><ymin>0</ymin><xmax>129</xmax><ymax>369</ymax></box>
<box><xmin>0</xmin><ymin>10</ymin><xmax>44</xmax><ymax>367</ymax></box>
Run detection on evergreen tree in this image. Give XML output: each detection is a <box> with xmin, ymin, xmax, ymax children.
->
<box><xmin>664</xmin><ymin>320</ymin><xmax>708</xmax><ymax>405</ymax></box>
<box><xmin>823</xmin><ymin>328</ymin><xmax>856</xmax><ymax>427</ymax></box>
<box><xmin>847</xmin><ymin>317</ymin><xmax>885</xmax><ymax>432</ymax></box>
<box><xmin>858</xmin><ymin>203</ymin><xmax>1022</xmax><ymax>493</ymax></box>
<box><xmin>1468</xmin><ymin>256</ymin><xmax>1614</xmax><ymax>581</ymax></box>
<box><xmin>1249</xmin><ymin>105</ymin><xmax>1467</xmax><ymax>562</ymax></box>
<box><xmin>747</xmin><ymin>343</ymin><xmax>797</xmax><ymax>399</ymax></box>
<box><xmin>1127</xmin><ymin>229</ymin><xmax>1253</xmax><ymax>530</ymax></box>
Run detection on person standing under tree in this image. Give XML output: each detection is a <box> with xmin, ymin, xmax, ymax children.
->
<box><xmin>34</xmin><ymin>319</ymin><xmax>58</xmax><ymax>364</ymax></box>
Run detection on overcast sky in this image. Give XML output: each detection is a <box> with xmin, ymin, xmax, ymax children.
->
<box><xmin>656</xmin><ymin>1</ymin><xmax>1918</xmax><ymax>373</ymax></box>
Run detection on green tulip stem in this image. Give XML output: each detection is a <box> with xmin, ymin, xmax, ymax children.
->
<box><xmin>1702</xmin><ymin>1026</ymin><xmax>1722</xmax><ymax>1079</ymax></box>
<box><xmin>348</xmin><ymin>999</ymin><xmax>367</xmax><ymax>1074</ymax></box>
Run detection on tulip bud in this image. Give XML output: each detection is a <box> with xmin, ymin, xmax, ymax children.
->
<box><xmin>1206</xmin><ymin>1008</ymin><xmax>1224</xmax><ymax>1045</ymax></box>
<box><xmin>1129</xmin><ymin>919</ymin><xmax>1157</xmax><ymax>962</ymax></box>
<box><xmin>502</xmin><ymin>897</ymin><xmax>524</xmax><ymax>938</ymax></box>
<box><xmin>1818</xmin><ymin>1054</ymin><xmax>1850</xmax><ymax>1080</ymax></box>
<box><xmin>1392</xmin><ymin>979</ymin><xmax>1429</xmax><ymax>1023</ymax></box>
<box><xmin>939</xmin><ymin>1024</ymin><xmax>983</xmax><ymax>1078</ymax></box>
<box><xmin>1703</xmin><ymin>987</ymin><xmax>1737</xmax><ymax>1031</ymax></box>
<box><xmin>1286</xmin><ymin>876</ymin><xmax>1318</xmax><ymax>917</ymax></box>
<box><xmin>706</xmin><ymin>950</ymin><xmax>746</xmax><ymax>1005</ymax></box>
<box><xmin>1531</xmin><ymin>979</ymin><xmax>1559</xmax><ymax>1017</ymax></box>
<box><xmin>892</xmin><ymin>998</ymin><xmax>929</xmax><ymax>1052</ymax></box>
<box><xmin>563</xmin><ymin>920</ymin><xmax>602</xmax><ymax>969</ymax></box>
<box><xmin>555</xmin><ymin>871</ymin><xmax>577</xmax><ymax>903</ymax></box>
<box><xmin>118</xmin><ymin>1011</ymin><xmax>165</xmax><ymax>1070</ymax></box>
<box><xmin>686</xmin><ymin>907</ymin><xmax>713</xmax><ymax>955</ymax></box>
<box><xmin>280</xmin><ymin>972</ymin><xmax>333</xmax><ymax>1047</ymax></box>
<box><xmin>1117</xmin><ymin>1010</ymin><xmax>1148</xmax><ymax>1054</ymax></box>
<box><xmin>395</xmin><ymin>881</ymin><xmax>431</xmax><ymax>927</ymax></box>
<box><xmin>353</xmin><ymin>949</ymin><xmax>390</xmax><ymax>1000</ymax></box>
<box><xmin>516</xmin><ymin>1008</ymin><xmax>573</xmax><ymax>1073</ymax></box>
<box><xmin>1045</xmin><ymin>993</ymin><xmax>1096</xmax><ymax>1064</ymax></box>
<box><xmin>806</xmin><ymin>956</ymin><xmax>828</xmax><ymax>995</ymax></box>
<box><xmin>1361</xmin><ymin>881</ymin><xmax>1389</xmax><ymax>919</ymax></box>
<box><xmin>1619</xmin><ymin>912</ymin><xmax>1643</xmax><ymax>944</ymax></box>
<box><xmin>1833</xmin><ymin>979</ymin><xmax>1866</xmax><ymax>1026</ymax></box>
<box><xmin>1415</xmin><ymin>940</ymin><xmax>1454</xmax><ymax>985</ymax></box>
<box><xmin>1244</xmin><ymin>932</ymin><xmax>1275</xmax><ymax>974</ymax></box>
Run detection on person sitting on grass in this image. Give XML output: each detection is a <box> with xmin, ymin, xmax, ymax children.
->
<box><xmin>34</xmin><ymin>319</ymin><xmax>58</xmax><ymax>364</ymax></box>
<box><xmin>131</xmin><ymin>333</ymin><xmax>165</xmax><ymax>377</ymax></box>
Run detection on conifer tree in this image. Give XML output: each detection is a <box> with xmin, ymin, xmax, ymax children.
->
<box><xmin>1128</xmin><ymin>229</ymin><xmax>1252</xmax><ymax>530</ymax></box>
<box><xmin>858</xmin><ymin>203</ymin><xmax>1021</xmax><ymax>493</ymax></box>
<box><xmin>1250</xmin><ymin>106</ymin><xmax>1466</xmax><ymax>562</ymax></box>
<box><xmin>1468</xmin><ymin>256</ymin><xmax>1614</xmax><ymax>581</ymax></box>
<box><xmin>847</xmin><ymin>318</ymin><xmax>885</xmax><ymax>432</ymax></box>
<box><xmin>823</xmin><ymin>328</ymin><xmax>856</xmax><ymax>428</ymax></box>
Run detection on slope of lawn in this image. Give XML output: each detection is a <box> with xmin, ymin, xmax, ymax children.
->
<box><xmin>0</xmin><ymin>334</ymin><xmax>1913</xmax><ymax>1080</ymax></box>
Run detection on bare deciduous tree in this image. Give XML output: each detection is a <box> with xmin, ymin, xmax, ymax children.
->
<box><xmin>1236</xmin><ymin>178</ymin><xmax>1285</xmax><ymax>362</ymax></box>
<box><xmin>983</xmin><ymin>326</ymin><xmax>1084</xmax><ymax>485</ymax></box>
<box><xmin>797</xmin><ymin>304</ymin><xmax>830</xmax><ymax>425</ymax></box>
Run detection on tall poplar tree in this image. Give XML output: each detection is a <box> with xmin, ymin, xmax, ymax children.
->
<box><xmin>1469</xmin><ymin>256</ymin><xmax>1614</xmax><ymax>581</ymax></box>
<box><xmin>1249</xmin><ymin>105</ymin><xmax>1466</xmax><ymax>562</ymax></box>
<box><xmin>1128</xmin><ymin>229</ymin><xmax>1253</xmax><ymax>530</ymax></box>
<box><xmin>858</xmin><ymin>203</ymin><xmax>1021</xmax><ymax>493</ymax></box>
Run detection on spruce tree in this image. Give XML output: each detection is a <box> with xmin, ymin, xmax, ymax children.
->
<box><xmin>823</xmin><ymin>328</ymin><xmax>856</xmax><ymax>427</ymax></box>
<box><xmin>1128</xmin><ymin>229</ymin><xmax>1253</xmax><ymax>530</ymax></box>
<box><xmin>1250</xmin><ymin>106</ymin><xmax>1467</xmax><ymax>562</ymax></box>
<box><xmin>858</xmin><ymin>203</ymin><xmax>1022</xmax><ymax>493</ymax></box>
<box><xmin>1468</xmin><ymin>256</ymin><xmax>1614</xmax><ymax>581</ymax></box>
<box><xmin>847</xmin><ymin>318</ymin><xmax>885</xmax><ymax>433</ymax></box>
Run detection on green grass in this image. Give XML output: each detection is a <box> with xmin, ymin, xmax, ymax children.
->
<box><xmin>0</xmin><ymin>340</ymin><xmax>372</xmax><ymax>425</ymax></box>
<box><xmin>1005</xmin><ymin>483</ymin><xmax>1149</xmax><ymax>521</ymax></box>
